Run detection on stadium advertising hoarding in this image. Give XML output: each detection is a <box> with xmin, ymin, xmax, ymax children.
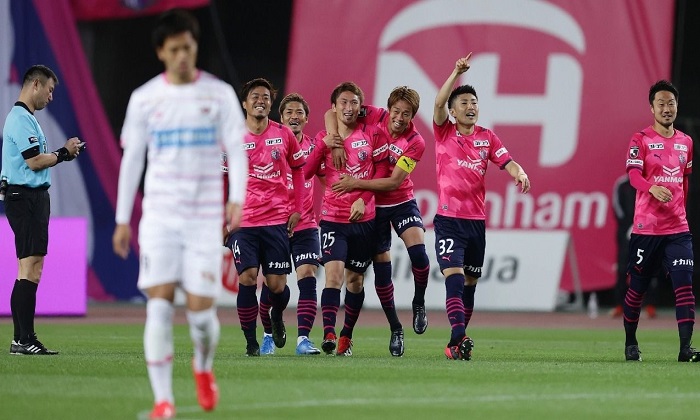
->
<box><xmin>282</xmin><ymin>0</ymin><xmax>675</xmax><ymax>306</ymax></box>
<box><xmin>0</xmin><ymin>217</ymin><xmax>87</xmax><ymax>316</ymax></box>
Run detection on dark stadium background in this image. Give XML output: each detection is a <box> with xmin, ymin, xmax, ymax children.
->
<box><xmin>78</xmin><ymin>0</ymin><xmax>700</xmax><ymax>307</ymax></box>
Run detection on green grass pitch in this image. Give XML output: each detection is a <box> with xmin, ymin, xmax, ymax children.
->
<box><xmin>2</xmin><ymin>322</ymin><xmax>700</xmax><ymax>419</ymax></box>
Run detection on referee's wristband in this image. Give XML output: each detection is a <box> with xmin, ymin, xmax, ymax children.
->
<box><xmin>53</xmin><ymin>147</ymin><xmax>70</xmax><ymax>163</ymax></box>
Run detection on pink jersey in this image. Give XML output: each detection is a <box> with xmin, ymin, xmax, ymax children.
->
<box><xmin>625</xmin><ymin>126</ymin><xmax>693</xmax><ymax>235</ymax></box>
<box><xmin>241</xmin><ymin>121</ymin><xmax>305</xmax><ymax>227</ymax></box>
<box><xmin>306</xmin><ymin>124</ymin><xmax>389</xmax><ymax>223</ymax></box>
<box><xmin>433</xmin><ymin>121</ymin><xmax>512</xmax><ymax>220</ymax></box>
<box><xmin>287</xmin><ymin>133</ymin><xmax>319</xmax><ymax>231</ymax></box>
<box><xmin>361</xmin><ymin>105</ymin><xmax>426</xmax><ymax>206</ymax></box>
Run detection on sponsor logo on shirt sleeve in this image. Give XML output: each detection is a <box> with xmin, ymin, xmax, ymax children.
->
<box><xmin>495</xmin><ymin>147</ymin><xmax>507</xmax><ymax>158</ymax></box>
<box><xmin>28</xmin><ymin>136</ymin><xmax>38</xmax><ymax>143</ymax></box>
<box><xmin>626</xmin><ymin>159</ymin><xmax>643</xmax><ymax>166</ymax></box>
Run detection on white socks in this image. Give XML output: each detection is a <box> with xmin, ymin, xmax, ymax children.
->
<box><xmin>187</xmin><ymin>307</ymin><xmax>220</xmax><ymax>373</ymax></box>
<box><xmin>144</xmin><ymin>298</ymin><xmax>175</xmax><ymax>404</ymax></box>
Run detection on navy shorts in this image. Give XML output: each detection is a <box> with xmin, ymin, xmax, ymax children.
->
<box><xmin>4</xmin><ymin>185</ymin><xmax>50</xmax><ymax>259</ymax></box>
<box><xmin>319</xmin><ymin>219</ymin><xmax>374</xmax><ymax>274</ymax></box>
<box><xmin>433</xmin><ymin>214</ymin><xmax>486</xmax><ymax>277</ymax></box>
<box><xmin>627</xmin><ymin>232</ymin><xmax>694</xmax><ymax>276</ymax></box>
<box><xmin>290</xmin><ymin>227</ymin><xmax>321</xmax><ymax>269</ymax></box>
<box><xmin>375</xmin><ymin>199</ymin><xmax>425</xmax><ymax>253</ymax></box>
<box><xmin>226</xmin><ymin>224</ymin><xmax>292</xmax><ymax>275</ymax></box>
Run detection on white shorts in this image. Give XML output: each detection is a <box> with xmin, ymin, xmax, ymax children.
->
<box><xmin>137</xmin><ymin>217</ymin><xmax>223</xmax><ymax>298</ymax></box>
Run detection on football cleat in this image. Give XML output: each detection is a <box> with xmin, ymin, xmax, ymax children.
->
<box><xmin>270</xmin><ymin>308</ymin><xmax>287</xmax><ymax>348</ymax></box>
<box><xmin>678</xmin><ymin>346</ymin><xmax>700</xmax><ymax>362</ymax></box>
<box><xmin>336</xmin><ymin>336</ymin><xmax>353</xmax><ymax>357</ymax></box>
<box><xmin>260</xmin><ymin>333</ymin><xmax>275</xmax><ymax>355</ymax></box>
<box><xmin>625</xmin><ymin>344</ymin><xmax>642</xmax><ymax>361</ymax></box>
<box><xmin>245</xmin><ymin>342</ymin><xmax>260</xmax><ymax>357</ymax></box>
<box><xmin>15</xmin><ymin>336</ymin><xmax>58</xmax><ymax>355</ymax></box>
<box><xmin>321</xmin><ymin>333</ymin><xmax>337</xmax><ymax>355</ymax></box>
<box><xmin>445</xmin><ymin>336</ymin><xmax>474</xmax><ymax>360</ymax></box>
<box><xmin>10</xmin><ymin>340</ymin><xmax>20</xmax><ymax>355</ymax></box>
<box><xmin>389</xmin><ymin>328</ymin><xmax>404</xmax><ymax>357</ymax></box>
<box><xmin>296</xmin><ymin>337</ymin><xmax>321</xmax><ymax>355</ymax></box>
<box><xmin>149</xmin><ymin>401</ymin><xmax>175</xmax><ymax>419</ymax></box>
<box><xmin>412</xmin><ymin>303</ymin><xmax>428</xmax><ymax>334</ymax></box>
<box><xmin>194</xmin><ymin>369</ymin><xmax>219</xmax><ymax>411</ymax></box>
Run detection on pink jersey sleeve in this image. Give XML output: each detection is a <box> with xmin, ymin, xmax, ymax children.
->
<box><xmin>625</xmin><ymin>132</ymin><xmax>646</xmax><ymax>172</ymax></box>
<box><xmin>488</xmin><ymin>131</ymin><xmax>512</xmax><ymax>168</ymax></box>
<box><xmin>360</xmin><ymin>104</ymin><xmax>387</xmax><ymax>127</ymax></box>
<box><xmin>402</xmin><ymin>130</ymin><xmax>426</xmax><ymax>162</ymax></box>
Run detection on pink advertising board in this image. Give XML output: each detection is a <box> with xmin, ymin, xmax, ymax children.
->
<box><xmin>0</xmin><ymin>217</ymin><xmax>87</xmax><ymax>316</ymax></box>
<box><xmin>285</xmin><ymin>0</ymin><xmax>675</xmax><ymax>292</ymax></box>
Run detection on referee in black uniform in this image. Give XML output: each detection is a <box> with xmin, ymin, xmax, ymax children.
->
<box><xmin>2</xmin><ymin>65</ymin><xmax>82</xmax><ymax>355</ymax></box>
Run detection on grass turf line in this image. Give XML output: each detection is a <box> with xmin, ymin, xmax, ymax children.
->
<box><xmin>1</xmin><ymin>324</ymin><xmax>700</xmax><ymax>419</ymax></box>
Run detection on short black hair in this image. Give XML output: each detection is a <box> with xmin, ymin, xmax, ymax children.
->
<box><xmin>448</xmin><ymin>85</ymin><xmax>478</xmax><ymax>109</ymax></box>
<box><xmin>279</xmin><ymin>93</ymin><xmax>310</xmax><ymax>116</ymax></box>
<box><xmin>240</xmin><ymin>78</ymin><xmax>277</xmax><ymax>103</ymax></box>
<box><xmin>22</xmin><ymin>65</ymin><xmax>58</xmax><ymax>87</ymax></box>
<box><xmin>648</xmin><ymin>80</ymin><xmax>678</xmax><ymax>104</ymax></box>
<box><xmin>152</xmin><ymin>8</ymin><xmax>200</xmax><ymax>49</ymax></box>
<box><xmin>330</xmin><ymin>82</ymin><xmax>364</xmax><ymax>106</ymax></box>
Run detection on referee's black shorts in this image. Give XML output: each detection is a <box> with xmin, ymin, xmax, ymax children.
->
<box><xmin>4</xmin><ymin>185</ymin><xmax>50</xmax><ymax>259</ymax></box>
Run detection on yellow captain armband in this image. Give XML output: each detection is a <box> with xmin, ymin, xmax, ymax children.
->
<box><xmin>396</xmin><ymin>156</ymin><xmax>417</xmax><ymax>174</ymax></box>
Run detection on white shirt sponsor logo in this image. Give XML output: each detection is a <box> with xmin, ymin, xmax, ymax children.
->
<box><xmin>495</xmin><ymin>147</ymin><xmax>507</xmax><ymax>158</ymax></box>
<box><xmin>266</xmin><ymin>138</ymin><xmax>283</xmax><ymax>146</ymax></box>
<box><xmin>648</xmin><ymin>143</ymin><xmax>664</xmax><ymax>150</ymax></box>
<box><xmin>675</xmin><ymin>144</ymin><xmax>688</xmax><ymax>151</ymax></box>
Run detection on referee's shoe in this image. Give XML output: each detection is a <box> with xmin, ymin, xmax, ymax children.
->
<box><xmin>13</xmin><ymin>334</ymin><xmax>59</xmax><ymax>355</ymax></box>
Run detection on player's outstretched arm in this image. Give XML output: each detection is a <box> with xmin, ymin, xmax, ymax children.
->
<box><xmin>434</xmin><ymin>53</ymin><xmax>472</xmax><ymax>126</ymax></box>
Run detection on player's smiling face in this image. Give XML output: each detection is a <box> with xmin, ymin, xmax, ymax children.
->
<box><xmin>651</xmin><ymin>91</ymin><xmax>677</xmax><ymax>128</ymax></box>
<box><xmin>388</xmin><ymin>99</ymin><xmax>413</xmax><ymax>137</ymax></box>
<box><xmin>332</xmin><ymin>91</ymin><xmax>361</xmax><ymax>125</ymax></box>
<box><xmin>244</xmin><ymin>86</ymin><xmax>272</xmax><ymax>120</ymax></box>
<box><xmin>157</xmin><ymin>31</ymin><xmax>198</xmax><ymax>84</ymax></box>
<box><xmin>281</xmin><ymin>101</ymin><xmax>308</xmax><ymax>135</ymax></box>
<box><xmin>450</xmin><ymin>93</ymin><xmax>479</xmax><ymax>127</ymax></box>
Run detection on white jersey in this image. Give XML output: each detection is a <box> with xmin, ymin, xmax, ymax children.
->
<box><xmin>115</xmin><ymin>71</ymin><xmax>247</xmax><ymax>226</ymax></box>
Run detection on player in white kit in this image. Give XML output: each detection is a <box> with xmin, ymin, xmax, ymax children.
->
<box><xmin>112</xmin><ymin>9</ymin><xmax>247</xmax><ymax>419</ymax></box>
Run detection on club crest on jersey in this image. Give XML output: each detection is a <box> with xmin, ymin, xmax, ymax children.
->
<box><xmin>629</xmin><ymin>146</ymin><xmax>639</xmax><ymax>158</ymax></box>
<box><xmin>389</xmin><ymin>155</ymin><xmax>398</xmax><ymax>164</ymax></box>
<box><xmin>270</xmin><ymin>148</ymin><xmax>281</xmax><ymax>160</ymax></box>
<box><xmin>679</xmin><ymin>152</ymin><xmax>687</xmax><ymax>165</ymax></box>
<box><xmin>357</xmin><ymin>150</ymin><xmax>368</xmax><ymax>161</ymax></box>
<box><xmin>479</xmin><ymin>149</ymin><xmax>488</xmax><ymax>160</ymax></box>
<box><xmin>473</xmin><ymin>140</ymin><xmax>490</xmax><ymax>147</ymax></box>
<box><xmin>648</xmin><ymin>143</ymin><xmax>664</xmax><ymax>150</ymax></box>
